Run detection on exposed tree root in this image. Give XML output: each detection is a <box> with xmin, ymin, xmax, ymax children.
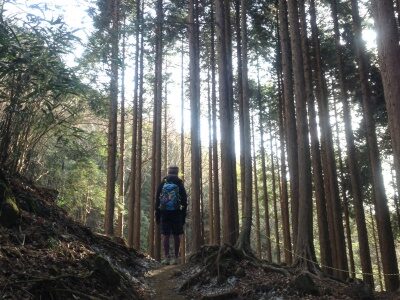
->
<box><xmin>178</xmin><ymin>244</ymin><xmax>378</xmax><ymax>299</ymax></box>
<box><xmin>292</xmin><ymin>246</ymin><xmax>326</xmax><ymax>279</ymax></box>
<box><xmin>259</xmin><ymin>262</ymin><xmax>291</xmax><ymax>277</ymax></box>
<box><xmin>181</xmin><ymin>244</ymin><xmax>291</xmax><ymax>292</ymax></box>
<box><xmin>178</xmin><ymin>266</ymin><xmax>207</xmax><ymax>292</ymax></box>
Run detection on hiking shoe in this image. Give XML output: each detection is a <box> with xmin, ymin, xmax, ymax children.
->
<box><xmin>161</xmin><ymin>257</ymin><xmax>170</xmax><ymax>265</ymax></box>
<box><xmin>170</xmin><ymin>257</ymin><xmax>178</xmax><ymax>265</ymax></box>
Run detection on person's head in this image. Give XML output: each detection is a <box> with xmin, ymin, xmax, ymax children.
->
<box><xmin>167</xmin><ymin>166</ymin><xmax>179</xmax><ymax>176</ymax></box>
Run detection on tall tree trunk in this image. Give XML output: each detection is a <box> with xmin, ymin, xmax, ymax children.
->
<box><xmin>236</xmin><ymin>0</ymin><xmax>252</xmax><ymax>253</ymax></box>
<box><xmin>215</xmin><ymin>0</ymin><xmax>238</xmax><ymax>245</ymax></box>
<box><xmin>269</xmin><ymin>126</ymin><xmax>281</xmax><ymax>264</ymax></box>
<box><xmin>374</xmin><ymin>4</ymin><xmax>400</xmax><ymax>212</ymax></box>
<box><xmin>210</xmin><ymin>2</ymin><xmax>221</xmax><ymax>245</ymax></box>
<box><xmin>207</xmin><ymin>62</ymin><xmax>214</xmax><ymax>245</ymax></box>
<box><xmin>373</xmin><ymin>0</ymin><xmax>400</xmax><ymax>291</ymax></box>
<box><xmin>330</xmin><ymin>0</ymin><xmax>371</xmax><ymax>283</ymax></box>
<box><xmin>235</xmin><ymin>0</ymin><xmax>246</xmax><ymax>218</ymax></box>
<box><xmin>180</xmin><ymin>36</ymin><xmax>186</xmax><ymax>261</ymax></box>
<box><xmin>309</xmin><ymin>0</ymin><xmax>345</xmax><ymax>277</ymax></box>
<box><xmin>370</xmin><ymin>206</ymin><xmax>384</xmax><ymax>291</ymax></box>
<box><xmin>286</xmin><ymin>0</ymin><xmax>315</xmax><ymax>270</ymax></box>
<box><xmin>116</xmin><ymin>15</ymin><xmax>126</xmax><ymax>238</ymax></box>
<box><xmin>274</xmin><ymin>136</ymin><xmax>284</xmax><ymax>262</ymax></box>
<box><xmin>251</xmin><ymin>118</ymin><xmax>262</xmax><ymax>258</ymax></box>
<box><xmin>225</xmin><ymin>0</ymin><xmax>239</xmax><ymax>234</ymax></box>
<box><xmin>258</xmin><ymin>94</ymin><xmax>272</xmax><ymax>261</ymax></box>
<box><xmin>276</xmin><ymin>39</ymin><xmax>292</xmax><ymax>265</ymax></box>
<box><xmin>391</xmin><ymin>168</ymin><xmax>400</xmax><ymax>227</ymax></box>
<box><xmin>278</xmin><ymin>0</ymin><xmax>299</xmax><ymax>249</ymax></box>
<box><xmin>133</xmin><ymin>3</ymin><xmax>144</xmax><ymax>249</ymax></box>
<box><xmin>149</xmin><ymin>0</ymin><xmax>163</xmax><ymax>260</ymax></box>
<box><xmin>163</xmin><ymin>62</ymin><xmax>168</xmax><ymax>176</ymax></box>
<box><xmin>200</xmin><ymin>167</ymin><xmax>205</xmax><ymax>243</ymax></box>
<box><xmin>352</xmin><ymin>0</ymin><xmax>395</xmax><ymax>288</ymax></box>
<box><xmin>189</xmin><ymin>0</ymin><xmax>203</xmax><ymax>251</ymax></box>
<box><xmin>298</xmin><ymin>0</ymin><xmax>331</xmax><ymax>273</ymax></box>
<box><xmin>333</xmin><ymin>96</ymin><xmax>356</xmax><ymax>278</ymax></box>
<box><xmin>104</xmin><ymin>0</ymin><xmax>119</xmax><ymax>236</ymax></box>
<box><xmin>128</xmin><ymin>0</ymin><xmax>141</xmax><ymax>248</ymax></box>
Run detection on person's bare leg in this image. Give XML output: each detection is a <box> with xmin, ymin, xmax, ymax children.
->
<box><xmin>173</xmin><ymin>234</ymin><xmax>180</xmax><ymax>262</ymax></box>
<box><xmin>162</xmin><ymin>234</ymin><xmax>170</xmax><ymax>264</ymax></box>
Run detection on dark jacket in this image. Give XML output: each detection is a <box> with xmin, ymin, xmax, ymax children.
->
<box><xmin>155</xmin><ymin>175</ymin><xmax>188</xmax><ymax>224</ymax></box>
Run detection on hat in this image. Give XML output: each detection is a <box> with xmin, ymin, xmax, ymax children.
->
<box><xmin>167</xmin><ymin>166</ymin><xmax>179</xmax><ymax>175</ymax></box>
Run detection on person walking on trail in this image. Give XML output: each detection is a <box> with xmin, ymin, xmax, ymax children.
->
<box><xmin>155</xmin><ymin>166</ymin><xmax>187</xmax><ymax>265</ymax></box>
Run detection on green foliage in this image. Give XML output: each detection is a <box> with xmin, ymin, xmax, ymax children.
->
<box><xmin>0</xmin><ymin>6</ymin><xmax>109</xmax><ymax>230</ymax></box>
<box><xmin>36</xmin><ymin>131</ymin><xmax>108</xmax><ymax>231</ymax></box>
<box><xmin>0</xmin><ymin>9</ymin><xmax>96</xmax><ymax>173</ymax></box>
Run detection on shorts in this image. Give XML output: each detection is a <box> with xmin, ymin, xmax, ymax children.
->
<box><xmin>160</xmin><ymin>212</ymin><xmax>184</xmax><ymax>235</ymax></box>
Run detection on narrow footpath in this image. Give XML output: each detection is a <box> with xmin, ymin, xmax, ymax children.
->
<box><xmin>146</xmin><ymin>265</ymin><xmax>186</xmax><ymax>299</ymax></box>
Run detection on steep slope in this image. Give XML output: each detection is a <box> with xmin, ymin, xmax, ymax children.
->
<box><xmin>0</xmin><ymin>171</ymin><xmax>155</xmax><ymax>299</ymax></box>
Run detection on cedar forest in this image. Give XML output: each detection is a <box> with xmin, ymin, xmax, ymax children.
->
<box><xmin>1</xmin><ymin>0</ymin><xmax>400</xmax><ymax>298</ymax></box>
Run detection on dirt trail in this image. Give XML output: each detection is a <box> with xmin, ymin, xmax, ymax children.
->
<box><xmin>146</xmin><ymin>265</ymin><xmax>186</xmax><ymax>299</ymax></box>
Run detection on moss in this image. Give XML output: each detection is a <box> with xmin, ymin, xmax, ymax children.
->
<box><xmin>0</xmin><ymin>180</ymin><xmax>21</xmax><ymax>228</ymax></box>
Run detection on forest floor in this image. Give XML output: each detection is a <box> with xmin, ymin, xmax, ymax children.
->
<box><xmin>146</xmin><ymin>264</ymin><xmax>186</xmax><ymax>299</ymax></box>
<box><xmin>0</xmin><ymin>171</ymin><xmax>156</xmax><ymax>299</ymax></box>
<box><xmin>146</xmin><ymin>254</ymin><xmax>399</xmax><ymax>299</ymax></box>
<box><xmin>1</xmin><ymin>171</ymin><xmax>399</xmax><ymax>299</ymax></box>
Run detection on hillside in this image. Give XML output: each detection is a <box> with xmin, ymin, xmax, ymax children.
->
<box><xmin>0</xmin><ymin>171</ymin><xmax>155</xmax><ymax>299</ymax></box>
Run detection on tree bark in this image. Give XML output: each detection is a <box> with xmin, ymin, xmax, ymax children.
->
<box><xmin>104</xmin><ymin>0</ymin><xmax>119</xmax><ymax>236</ymax></box>
<box><xmin>370</xmin><ymin>206</ymin><xmax>384</xmax><ymax>291</ymax></box>
<box><xmin>298</xmin><ymin>0</ymin><xmax>331</xmax><ymax>273</ymax></box>
<box><xmin>215</xmin><ymin>0</ymin><xmax>238</xmax><ymax>245</ymax></box>
<box><xmin>116</xmin><ymin>15</ymin><xmax>126</xmax><ymax>238</ymax></box>
<box><xmin>269</xmin><ymin>126</ymin><xmax>281</xmax><ymax>264</ymax></box>
<box><xmin>207</xmin><ymin>62</ymin><xmax>214</xmax><ymax>245</ymax></box>
<box><xmin>236</xmin><ymin>0</ymin><xmax>252</xmax><ymax>253</ymax></box>
<box><xmin>352</xmin><ymin>0</ymin><xmax>395</xmax><ymax>288</ymax></box>
<box><xmin>128</xmin><ymin>0</ymin><xmax>141</xmax><ymax>248</ymax></box>
<box><xmin>149</xmin><ymin>0</ymin><xmax>163</xmax><ymax>260</ymax></box>
<box><xmin>163</xmin><ymin>62</ymin><xmax>168</xmax><ymax>176</ymax></box>
<box><xmin>333</xmin><ymin>96</ymin><xmax>356</xmax><ymax>278</ymax></box>
<box><xmin>286</xmin><ymin>0</ymin><xmax>315</xmax><ymax>270</ymax></box>
<box><xmin>252</xmin><ymin>117</ymin><xmax>262</xmax><ymax>258</ymax></box>
<box><xmin>309</xmin><ymin>0</ymin><xmax>345</xmax><ymax>278</ymax></box>
<box><xmin>330</xmin><ymin>0</ymin><xmax>370</xmax><ymax>282</ymax></box>
<box><xmin>189</xmin><ymin>0</ymin><xmax>203</xmax><ymax>251</ymax></box>
<box><xmin>391</xmin><ymin>168</ymin><xmax>400</xmax><ymax>227</ymax></box>
<box><xmin>180</xmin><ymin>36</ymin><xmax>186</xmax><ymax>261</ymax></box>
<box><xmin>278</xmin><ymin>68</ymin><xmax>292</xmax><ymax>265</ymax></box>
<box><xmin>225</xmin><ymin>0</ymin><xmax>239</xmax><ymax>235</ymax></box>
<box><xmin>133</xmin><ymin>4</ymin><xmax>144</xmax><ymax>249</ymax></box>
<box><xmin>234</xmin><ymin>0</ymin><xmax>246</xmax><ymax>218</ymax></box>
<box><xmin>259</xmin><ymin>97</ymin><xmax>272</xmax><ymax>261</ymax></box>
<box><xmin>210</xmin><ymin>2</ymin><xmax>220</xmax><ymax>245</ymax></box>
<box><xmin>278</xmin><ymin>0</ymin><xmax>299</xmax><ymax>249</ymax></box>
<box><xmin>372</xmin><ymin>0</ymin><xmax>400</xmax><ymax>291</ymax></box>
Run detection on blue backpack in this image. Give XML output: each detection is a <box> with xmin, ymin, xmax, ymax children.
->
<box><xmin>159</xmin><ymin>182</ymin><xmax>181</xmax><ymax>211</ymax></box>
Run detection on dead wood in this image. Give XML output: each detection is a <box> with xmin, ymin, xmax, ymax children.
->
<box><xmin>259</xmin><ymin>262</ymin><xmax>291</xmax><ymax>277</ymax></box>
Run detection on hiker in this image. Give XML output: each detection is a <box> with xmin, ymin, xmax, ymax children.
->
<box><xmin>155</xmin><ymin>166</ymin><xmax>187</xmax><ymax>265</ymax></box>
